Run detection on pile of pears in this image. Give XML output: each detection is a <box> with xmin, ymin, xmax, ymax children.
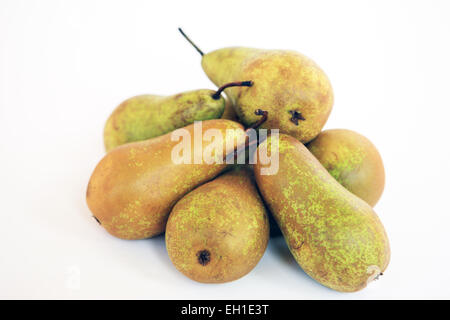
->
<box><xmin>86</xmin><ymin>29</ymin><xmax>390</xmax><ymax>292</ymax></box>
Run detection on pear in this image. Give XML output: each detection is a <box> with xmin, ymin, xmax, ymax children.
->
<box><xmin>307</xmin><ymin>129</ymin><xmax>385</xmax><ymax>206</ymax></box>
<box><xmin>104</xmin><ymin>82</ymin><xmax>251</xmax><ymax>152</ymax></box>
<box><xmin>253</xmin><ymin>133</ymin><xmax>390</xmax><ymax>292</ymax></box>
<box><xmin>166</xmin><ymin>167</ymin><xmax>269</xmax><ymax>283</ymax></box>
<box><xmin>87</xmin><ymin>119</ymin><xmax>246</xmax><ymax>240</ymax></box>
<box><xmin>220</xmin><ymin>97</ymin><xmax>238</xmax><ymax>121</ymax></box>
<box><xmin>179</xmin><ymin>29</ymin><xmax>333</xmax><ymax>143</ymax></box>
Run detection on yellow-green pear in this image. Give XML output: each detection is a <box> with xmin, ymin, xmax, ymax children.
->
<box><xmin>253</xmin><ymin>133</ymin><xmax>390</xmax><ymax>292</ymax></box>
<box><xmin>179</xmin><ymin>29</ymin><xmax>333</xmax><ymax>143</ymax></box>
<box><xmin>104</xmin><ymin>82</ymin><xmax>251</xmax><ymax>152</ymax></box>
<box><xmin>221</xmin><ymin>97</ymin><xmax>238</xmax><ymax>121</ymax></box>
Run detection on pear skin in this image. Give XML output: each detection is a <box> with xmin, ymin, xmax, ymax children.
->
<box><xmin>104</xmin><ymin>89</ymin><xmax>225</xmax><ymax>152</ymax></box>
<box><xmin>87</xmin><ymin>119</ymin><xmax>245</xmax><ymax>240</ymax></box>
<box><xmin>166</xmin><ymin>167</ymin><xmax>269</xmax><ymax>283</ymax></box>
<box><xmin>220</xmin><ymin>97</ymin><xmax>238</xmax><ymax>121</ymax></box>
<box><xmin>307</xmin><ymin>129</ymin><xmax>385</xmax><ymax>206</ymax></box>
<box><xmin>253</xmin><ymin>134</ymin><xmax>390</xmax><ymax>292</ymax></box>
<box><xmin>201</xmin><ymin>47</ymin><xmax>333</xmax><ymax>143</ymax></box>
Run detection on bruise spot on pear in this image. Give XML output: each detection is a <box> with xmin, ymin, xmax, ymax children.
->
<box><xmin>197</xmin><ymin>250</ymin><xmax>211</xmax><ymax>266</ymax></box>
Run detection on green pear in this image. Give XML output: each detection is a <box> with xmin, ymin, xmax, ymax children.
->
<box><xmin>104</xmin><ymin>82</ymin><xmax>251</xmax><ymax>152</ymax></box>
<box><xmin>179</xmin><ymin>29</ymin><xmax>333</xmax><ymax>143</ymax></box>
<box><xmin>166</xmin><ymin>167</ymin><xmax>269</xmax><ymax>283</ymax></box>
<box><xmin>307</xmin><ymin>129</ymin><xmax>385</xmax><ymax>206</ymax></box>
<box><xmin>87</xmin><ymin>119</ymin><xmax>246</xmax><ymax>240</ymax></box>
<box><xmin>253</xmin><ymin>133</ymin><xmax>390</xmax><ymax>292</ymax></box>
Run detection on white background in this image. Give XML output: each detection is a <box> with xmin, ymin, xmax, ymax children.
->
<box><xmin>1</xmin><ymin>0</ymin><xmax>449</xmax><ymax>299</ymax></box>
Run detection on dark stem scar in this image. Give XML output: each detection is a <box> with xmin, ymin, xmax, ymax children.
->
<box><xmin>93</xmin><ymin>216</ymin><xmax>101</xmax><ymax>225</ymax></box>
<box><xmin>197</xmin><ymin>250</ymin><xmax>211</xmax><ymax>266</ymax></box>
<box><xmin>331</xmin><ymin>151</ymin><xmax>339</xmax><ymax>161</ymax></box>
<box><xmin>288</xmin><ymin>110</ymin><xmax>306</xmax><ymax>125</ymax></box>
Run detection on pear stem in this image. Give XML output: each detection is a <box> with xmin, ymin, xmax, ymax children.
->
<box><xmin>178</xmin><ymin>28</ymin><xmax>204</xmax><ymax>56</ymax></box>
<box><xmin>223</xmin><ymin>109</ymin><xmax>268</xmax><ymax>162</ymax></box>
<box><xmin>212</xmin><ymin>81</ymin><xmax>254</xmax><ymax>100</ymax></box>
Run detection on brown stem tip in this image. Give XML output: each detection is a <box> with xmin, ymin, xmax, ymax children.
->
<box><xmin>197</xmin><ymin>250</ymin><xmax>211</xmax><ymax>266</ymax></box>
<box><xmin>178</xmin><ymin>28</ymin><xmax>204</xmax><ymax>56</ymax></box>
<box><xmin>212</xmin><ymin>81</ymin><xmax>253</xmax><ymax>100</ymax></box>
<box><xmin>247</xmin><ymin>109</ymin><xmax>268</xmax><ymax>131</ymax></box>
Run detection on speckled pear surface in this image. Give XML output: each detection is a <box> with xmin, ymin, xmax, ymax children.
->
<box><xmin>87</xmin><ymin>119</ymin><xmax>245</xmax><ymax>240</ymax></box>
<box><xmin>166</xmin><ymin>167</ymin><xmax>269</xmax><ymax>283</ymax></box>
<box><xmin>220</xmin><ymin>97</ymin><xmax>238</xmax><ymax>121</ymax></box>
<box><xmin>307</xmin><ymin>129</ymin><xmax>385</xmax><ymax>206</ymax></box>
<box><xmin>104</xmin><ymin>90</ymin><xmax>225</xmax><ymax>152</ymax></box>
<box><xmin>201</xmin><ymin>48</ymin><xmax>333</xmax><ymax>143</ymax></box>
<box><xmin>253</xmin><ymin>134</ymin><xmax>390</xmax><ymax>292</ymax></box>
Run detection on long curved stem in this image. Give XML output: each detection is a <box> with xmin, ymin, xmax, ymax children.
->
<box><xmin>178</xmin><ymin>28</ymin><xmax>204</xmax><ymax>56</ymax></box>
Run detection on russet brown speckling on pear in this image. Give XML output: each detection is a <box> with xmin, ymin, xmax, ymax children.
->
<box><xmin>179</xmin><ymin>28</ymin><xmax>334</xmax><ymax>143</ymax></box>
<box><xmin>221</xmin><ymin>97</ymin><xmax>238</xmax><ymax>121</ymax></box>
<box><xmin>253</xmin><ymin>134</ymin><xmax>390</xmax><ymax>292</ymax></box>
<box><xmin>166</xmin><ymin>166</ymin><xmax>269</xmax><ymax>283</ymax></box>
<box><xmin>87</xmin><ymin>119</ymin><xmax>246</xmax><ymax>240</ymax></box>
<box><xmin>104</xmin><ymin>81</ymin><xmax>252</xmax><ymax>152</ymax></box>
<box><xmin>307</xmin><ymin>129</ymin><xmax>385</xmax><ymax>206</ymax></box>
